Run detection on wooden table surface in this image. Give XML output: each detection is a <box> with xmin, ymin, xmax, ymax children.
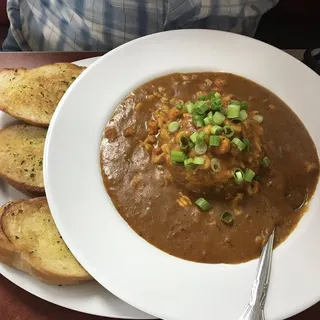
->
<box><xmin>0</xmin><ymin>50</ymin><xmax>318</xmax><ymax>320</ymax></box>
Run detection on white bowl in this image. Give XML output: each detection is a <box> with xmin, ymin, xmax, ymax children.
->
<box><xmin>44</xmin><ymin>30</ymin><xmax>320</xmax><ymax>320</ymax></box>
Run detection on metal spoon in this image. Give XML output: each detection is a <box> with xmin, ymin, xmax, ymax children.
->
<box><xmin>239</xmin><ymin>228</ymin><xmax>275</xmax><ymax>320</ymax></box>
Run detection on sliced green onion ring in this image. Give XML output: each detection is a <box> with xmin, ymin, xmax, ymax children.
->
<box><xmin>170</xmin><ymin>150</ymin><xmax>186</xmax><ymax>163</ymax></box>
<box><xmin>232</xmin><ymin>138</ymin><xmax>246</xmax><ymax>151</ymax></box>
<box><xmin>212</xmin><ymin>111</ymin><xmax>226</xmax><ymax>125</ymax></box>
<box><xmin>214</xmin><ymin>98</ymin><xmax>222</xmax><ymax>105</ymax></box>
<box><xmin>184</xmin><ymin>158</ymin><xmax>195</xmax><ymax>169</ymax></box>
<box><xmin>195</xmin><ymin>120</ymin><xmax>204</xmax><ymax>128</ymax></box>
<box><xmin>168</xmin><ymin>121</ymin><xmax>180</xmax><ymax>133</ymax></box>
<box><xmin>253</xmin><ymin>114</ymin><xmax>264</xmax><ymax>124</ymax></box>
<box><xmin>209</xmin><ymin>135</ymin><xmax>221</xmax><ymax>146</ymax></box>
<box><xmin>240</xmin><ymin>109</ymin><xmax>248</xmax><ymax>121</ymax></box>
<box><xmin>220</xmin><ymin>210</ymin><xmax>234</xmax><ymax>225</ymax></box>
<box><xmin>195</xmin><ymin>198</ymin><xmax>212</xmax><ymax>211</ymax></box>
<box><xmin>190</xmin><ymin>132</ymin><xmax>198</xmax><ymax>143</ymax></box>
<box><xmin>240</xmin><ymin>101</ymin><xmax>248</xmax><ymax>110</ymax></box>
<box><xmin>204</xmin><ymin>117</ymin><xmax>211</xmax><ymax>126</ymax></box>
<box><xmin>233</xmin><ymin>168</ymin><xmax>244</xmax><ymax>184</ymax></box>
<box><xmin>244</xmin><ymin>168</ymin><xmax>255</xmax><ymax>182</ymax></box>
<box><xmin>198</xmin><ymin>94</ymin><xmax>207</xmax><ymax>101</ymax></box>
<box><xmin>223</xmin><ymin>126</ymin><xmax>234</xmax><ymax>138</ymax></box>
<box><xmin>196</xmin><ymin>131</ymin><xmax>206</xmax><ymax>144</ymax></box>
<box><xmin>188</xmin><ymin>140</ymin><xmax>195</xmax><ymax>148</ymax></box>
<box><xmin>208</xmin><ymin>92</ymin><xmax>215</xmax><ymax>99</ymax></box>
<box><xmin>195</xmin><ymin>142</ymin><xmax>208</xmax><ymax>155</ymax></box>
<box><xmin>243</xmin><ymin>138</ymin><xmax>251</xmax><ymax>151</ymax></box>
<box><xmin>214</xmin><ymin>92</ymin><xmax>221</xmax><ymax>98</ymax></box>
<box><xmin>194</xmin><ymin>157</ymin><xmax>205</xmax><ymax>165</ymax></box>
<box><xmin>211</xmin><ymin>125</ymin><xmax>223</xmax><ymax>135</ymax></box>
<box><xmin>195</xmin><ymin>101</ymin><xmax>209</xmax><ymax>114</ymax></box>
<box><xmin>195</xmin><ymin>118</ymin><xmax>204</xmax><ymax>127</ymax></box>
<box><xmin>219</xmin><ymin>107</ymin><xmax>226</xmax><ymax>115</ymax></box>
<box><xmin>210</xmin><ymin>158</ymin><xmax>221</xmax><ymax>173</ymax></box>
<box><xmin>176</xmin><ymin>103</ymin><xmax>183</xmax><ymax>110</ymax></box>
<box><xmin>211</xmin><ymin>101</ymin><xmax>221</xmax><ymax>111</ymax></box>
<box><xmin>227</xmin><ymin>104</ymin><xmax>241</xmax><ymax>119</ymax></box>
<box><xmin>185</xmin><ymin>102</ymin><xmax>194</xmax><ymax>113</ymax></box>
<box><xmin>262</xmin><ymin>156</ymin><xmax>271</xmax><ymax>167</ymax></box>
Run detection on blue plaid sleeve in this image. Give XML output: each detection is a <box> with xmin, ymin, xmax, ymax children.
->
<box><xmin>3</xmin><ymin>0</ymin><xmax>279</xmax><ymax>51</ymax></box>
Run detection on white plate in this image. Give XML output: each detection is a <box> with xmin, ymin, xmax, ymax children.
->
<box><xmin>44</xmin><ymin>30</ymin><xmax>320</xmax><ymax>320</ymax></box>
<box><xmin>0</xmin><ymin>57</ymin><xmax>153</xmax><ymax>319</ymax></box>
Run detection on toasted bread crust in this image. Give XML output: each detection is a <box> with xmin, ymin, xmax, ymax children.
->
<box><xmin>0</xmin><ymin>63</ymin><xmax>85</xmax><ymax>127</ymax></box>
<box><xmin>0</xmin><ymin>174</ymin><xmax>45</xmax><ymax>196</ymax></box>
<box><xmin>0</xmin><ymin>124</ymin><xmax>46</xmax><ymax>196</ymax></box>
<box><xmin>0</xmin><ymin>198</ymin><xmax>92</xmax><ymax>285</ymax></box>
<box><xmin>0</xmin><ymin>203</ymin><xmax>17</xmax><ymax>266</ymax></box>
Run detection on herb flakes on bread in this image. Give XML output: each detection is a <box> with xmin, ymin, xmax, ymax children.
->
<box><xmin>0</xmin><ymin>124</ymin><xmax>46</xmax><ymax>196</ymax></box>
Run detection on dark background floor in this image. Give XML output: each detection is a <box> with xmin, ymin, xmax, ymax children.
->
<box><xmin>255</xmin><ymin>0</ymin><xmax>320</xmax><ymax>49</ymax></box>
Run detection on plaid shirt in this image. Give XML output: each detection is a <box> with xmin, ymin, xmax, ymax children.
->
<box><xmin>3</xmin><ymin>0</ymin><xmax>278</xmax><ymax>51</ymax></box>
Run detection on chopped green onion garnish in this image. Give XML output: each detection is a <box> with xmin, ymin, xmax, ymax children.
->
<box><xmin>220</xmin><ymin>210</ymin><xmax>234</xmax><ymax>225</ymax></box>
<box><xmin>170</xmin><ymin>150</ymin><xmax>186</xmax><ymax>163</ymax></box>
<box><xmin>176</xmin><ymin>103</ymin><xmax>183</xmax><ymax>110</ymax></box>
<box><xmin>194</xmin><ymin>157</ymin><xmax>205</xmax><ymax>165</ymax></box>
<box><xmin>219</xmin><ymin>107</ymin><xmax>226</xmax><ymax>115</ymax></box>
<box><xmin>243</xmin><ymin>138</ymin><xmax>251</xmax><ymax>151</ymax></box>
<box><xmin>168</xmin><ymin>121</ymin><xmax>180</xmax><ymax>133</ymax></box>
<box><xmin>209</xmin><ymin>135</ymin><xmax>221</xmax><ymax>146</ymax></box>
<box><xmin>244</xmin><ymin>168</ymin><xmax>255</xmax><ymax>182</ymax></box>
<box><xmin>190</xmin><ymin>132</ymin><xmax>198</xmax><ymax>143</ymax></box>
<box><xmin>188</xmin><ymin>140</ymin><xmax>195</xmax><ymax>148</ymax></box>
<box><xmin>214</xmin><ymin>98</ymin><xmax>222</xmax><ymax>105</ymax></box>
<box><xmin>233</xmin><ymin>168</ymin><xmax>244</xmax><ymax>184</ymax></box>
<box><xmin>211</xmin><ymin>98</ymin><xmax>222</xmax><ymax>109</ymax></box>
<box><xmin>196</xmin><ymin>131</ymin><xmax>206</xmax><ymax>144</ymax></box>
<box><xmin>210</xmin><ymin>158</ymin><xmax>221</xmax><ymax>173</ymax></box>
<box><xmin>232</xmin><ymin>138</ymin><xmax>246</xmax><ymax>151</ymax></box>
<box><xmin>195</xmin><ymin>198</ymin><xmax>212</xmax><ymax>211</ymax></box>
<box><xmin>204</xmin><ymin>117</ymin><xmax>211</xmax><ymax>126</ymax></box>
<box><xmin>211</xmin><ymin>101</ymin><xmax>221</xmax><ymax>111</ymax></box>
<box><xmin>193</xmin><ymin>114</ymin><xmax>204</xmax><ymax>127</ymax></box>
<box><xmin>240</xmin><ymin>101</ymin><xmax>248</xmax><ymax>110</ymax></box>
<box><xmin>198</xmin><ymin>94</ymin><xmax>207</xmax><ymax>101</ymax></box>
<box><xmin>212</xmin><ymin>111</ymin><xmax>226</xmax><ymax>125</ymax></box>
<box><xmin>240</xmin><ymin>109</ymin><xmax>248</xmax><ymax>121</ymax></box>
<box><xmin>211</xmin><ymin>125</ymin><xmax>223</xmax><ymax>135</ymax></box>
<box><xmin>195</xmin><ymin>142</ymin><xmax>208</xmax><ymax>155</ymax></box>
<box><xmin>253</xmin><ymin>114</ymin><xmax>264</xmax><ymax>124</ymax></box>
<box><xmin>184</xmin><ymin>158</ymin><xmax>194</xmax><ymax>169</ymax></box>
<box><xmin>214</xmin><ymin>92</ymin><xmax>221</xmax><ymax>98</ymax></box>
<box><xmin>230</xmin><ymin>100</ymin><xmax>240</xmax><ymax>105</ymax></box>
<box><xmin>208</xmin><ymin>92</ymin><xmax>215</xmax><ymax>99</ymax></box>
<box><xmin>179</xmin><ymin>136</ymin><xmax>190</xmax><ymax>150</ymax></box>
<box><xmin>194</xmin><ymin>101</ymin><xmax>209</xmax><ymax>114</ymax></box>
<box><xmin>185</xmin><ymin>102</ymin><xmax>194</xmax><ymax>113</ymax></box>
<box><xmin>223</xmin><ymin>126</ymin><xmax>234</xmax><ymax>138</ymax></box>
<box><xmin>262</xmin><ymin>156</ymin><xmax>271</xmax><ymax>167</ymax></box>
<box><xmin>227</xmin><ymin>104</ymin><xmax>241</xmax><ymax>119</ymax></box>
<box><xmin>195</xmin><ymin>120</ymin><xmax>204</xmax><ymax>127</ymax></box>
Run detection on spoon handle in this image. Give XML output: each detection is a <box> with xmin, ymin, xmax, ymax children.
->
<box><xmin>239</xmin><ymin>229</ymin><xmax>275</xmax><ymax>320</ymax></box>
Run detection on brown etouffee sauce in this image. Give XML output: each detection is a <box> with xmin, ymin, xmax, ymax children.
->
<box><xmin>100</xmin><ymin>73</ymin><xmax>319</xmax><ymax>264</ymax></box>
